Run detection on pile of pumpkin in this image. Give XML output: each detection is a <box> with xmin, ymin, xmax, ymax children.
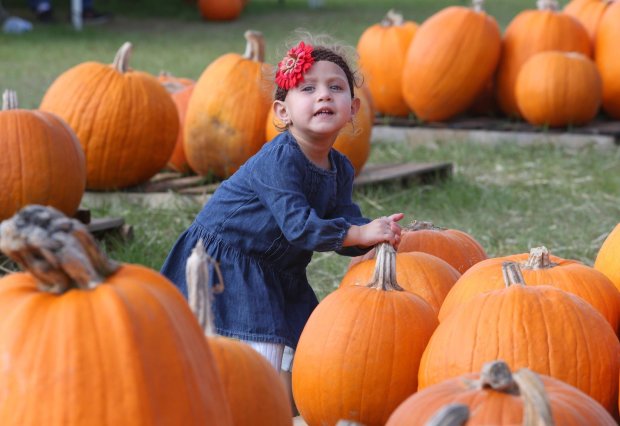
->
<box><xmin>1</xmin><ymin>205</ymin><xmax>619</xmax><ymax>425</ymax></box>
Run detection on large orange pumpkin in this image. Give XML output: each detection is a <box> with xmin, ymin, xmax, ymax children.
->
<box><xmin>397</xmin><ymin>220</ymin><xmax>488</xmax><ymax>274</ymax></box>
<box><xmin>595</xmin><ymin>223</ymin><xmax>620</xmax><ymax>292</ymax></box>
<box><xmin>418</xmin><ymin>262</ymin><xmax>620</xmax><ymax>413</ymax></box>
<box><xmin>198</xmin><ymin>0</ymin><xmax>244</xmax><ymax>21</ymax></box>
<box><xmin>39</xmin><ymin>42</ymin><xmax>179</xmax><ymax>190</ymax></box>
<box><xmin>185</xmin><ymin>242</ymin><xmax>292</xmax><ymax>426</ymax></box>
<box><xmin>340</xmin><ymin>250</ymin><xmax>460</xmax><ymax>313</ymax></box>
<box><xmin>293</xmin><ymin>243</ymin><xmax>438</xmax><ymax>426</ymax></box>
<box><xmin>185</xmin><ymin>30</ymin><xmax>274</xmax><ymax>178</ymax></box>
<box><xmin>495</xmin><ymin>0</ymin><xmax>592</xmax><ymax>117</ymax></box>
<box><xmin>356</xmin><ymin>9</ymin><xmax>418</xmax><ymax>117</ymax></box>
<box><xmin>515</xmin><ymin>51</ymin><xmax>602</xmax><ymax>127</ymax></box>
<box><xmin>595</xmin><ymin>0</ymin><xmax>620</xmax><ymax>119</ymax></box>
<box><xmin>265</xmin><ymin>86</ymin><xmax>373</xmax><ymax>176</ymax></box>
<box><xmin>564</xmin><ymin>0</ymin><xmax>614</xmax><ymax>41</ymax></box>
<box><xmin>439</xmin><ymin>246</ymin><xmax>620</xmax><ymax>332</ymax></box>
<box><xmin>0</xmin><ymin>90</ymin><xmax>86</xmax><ymax>221</ymax></box>
<box><xmin>388</xmin><ymin>360</ymin><xmax>617</xmax><ymax>425</ymax></box>
<box><xmin>401</xmin><ymin>0</ymin><xmax>501</xmax><ymax>122</ymax></box>
<box><xmin>0</xmin><ymin>205</ymin><xmax>233</xmax><ymax>425</ymax></box>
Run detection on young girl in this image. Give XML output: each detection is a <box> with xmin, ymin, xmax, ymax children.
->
<box><xmin>160</xmin><ymin>35</ymin><xmax>403</xmax><ymax>375</ymax></box>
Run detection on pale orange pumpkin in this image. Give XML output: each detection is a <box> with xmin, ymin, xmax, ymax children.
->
<box><xmin>0</xmin><ymin>90</ymin><xmax>86</xmax><ymax>221</ymax></box>
<box><xmin>39</xmin><ymin>42</ymin><xmax>179</xmax><ymax>190</ymax></box>
<box><xmin>185</xmin><ymin>242</ymin><xmax>292</xmax><ymax>426</ymax></box>
<box><xmin>185</xmin><ymin>30</ymin><xmax>274</xmax><ymax>178</ymax></box>
<box><xmin>495</xmin><ymin>0</ymin><xmax>592</xmax><ymax>117</ymax></box>
<box><xmin>595</xmin><ymin>223</ymin><xmax>620</xmax><ymax>292</ymax></box>
<box><xmin>198</xmin><ymin>0</ymin><xmax>244</xmax><ymax>21</ymax></box>
<box><xmin>515</xmin><ymin>51</ymin><xmax>602</xmax><ymax>127</ymax></box>
<box><xmin>293</xmin><ymin>243</ymin><xmax>438</xmax><ymax>426</ymax></box>
<box><xmin>340</xmin><ymin>250</ymin><xmax>460</xmax><ymax>313</ymax></box>
<box><xmin>0</xmin><ymin>205</ymin><xmax>233</xmax><ymax>425</ymax></box>
<box><xmin>401</xmin><ymin>0</ymin><xmax>501</xmax><ymax>122</ymax></box>
<box><xmin>357</xmin><ymin>9</ymin><xmax>418</xmax><ymax>117</ymax></box>
<box><xmin>439</xmin><ymin>246</ymin><xmax>620</xmax><ymax>332</ymax></box>
<box><xmin>595</xmin><ymin>0</ymin><xmax>620</xmax><ymax>119</ymax></box>
<box><xmin>564</xmin><ymin>0</ymin><xmax>614</xmax><ymax>41</ymax></box>
<box><xmin>388</xmin><ymin>360</ymin><xmax>617</xmax><ymax>425</ymax></box>
<box><xmin>418</xmin><ymin>262</ymin><xmax>620</xmax><ymax>413</ymax></box>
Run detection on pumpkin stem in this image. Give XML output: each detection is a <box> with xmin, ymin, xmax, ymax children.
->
<box><xmin>536</xmin><ymin>0</ymin><xmax>559</xmax><ymax>11</ymax></box>
<box><xmin>158</xmin><ymin>71</ymin><xmax>188</xmax><ymax>94</ymax></box>
<box><xmin>0</xmin><ymin>205</ymin><xmax>119</xmax><ymax>294</ymax></box>
<box><xmin>522</xmin><ymin>246</ymin><xmax>557</xmax><ymax>270</ymax></box>
<box><xmin>477</xmin><ymin>360</ymin><xmax>518</xmax><ymax>393</ymax></box>
<box><xmin>2</xmin><ymin>89</ymin><xmax>18</xmax><ymax>110</ymax></box>
<box><xmin>186</xmin><ymin>239</ymin><xmax>225</xmax><ymax>337</ymax></box>
<box><xmin>513</xmin><ymin>368</ymin><xmax>555</xmax><ymax>426</ymax></box>
<box><xmin>425</xmin><ymin>403</ymin><xmax>470</xmax><ymax>426</ymax></box>
<box><xmin>243</xmin><ymin>30</ymin><xmax>265</xmax><ymax>62</ymax></box>
<box><xmin>381</xmin><ymin>9</ymin><xmax>404</xmax><ymax>26</ymax></box>
<box><xmin>367</xmin><ymin>243</ymin><xmax>404</xmax><ymax>291</ymax></box>
<box><xmin>502</xmin><ymin>261</ymin><xmax>526</xmax><ymax>288</ymax></box>
<box><xmin>471</xmin><ymin>0</ymin><xmax>485</xmax><ymax>13</ymax></box>
<box><xmin>112</xmin><ymin>41</ymin><xmax>133</xmax><ymax>74</ymax></box>
<box><xmin>405</xmin><ymin>220</ymin><xmax>444</xmax><ymax>232</ymax></box>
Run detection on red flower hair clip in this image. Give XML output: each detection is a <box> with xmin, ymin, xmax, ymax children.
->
<box><xmin>275</xmin><ymin>41</ymin><xmax>315</xmax><ymax>90</ymax></box>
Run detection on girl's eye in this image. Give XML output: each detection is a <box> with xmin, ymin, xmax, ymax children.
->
<box><xmin>301</xmin><ymin>86</ymin><xmax>314</xmax><ymax>92</ymax></box>
<box><xmin>330</xmin><ymin>85</ymin><xmax>344</xmax><ymax>91</ymax></box>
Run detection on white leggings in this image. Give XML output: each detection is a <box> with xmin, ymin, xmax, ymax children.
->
<box><xmin>244</xmin><ymin>341</ymin><xmax>295</xmax><ymax>372</ymax></box>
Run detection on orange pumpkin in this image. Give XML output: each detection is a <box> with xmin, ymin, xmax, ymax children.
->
<box><xmin>495</xmin><ymin>0</ymin><xmax>592</xmax><ymax>117</ymax></box>
<box><xmin>389</xmin><ymin>360</ymin><xmax>617</xmax><ymax>425</ymax></box>
<box><xmin>39</xmin><ymin>42</ymin><xmax>179</xmax><ymax>190</ymax></box>
<box><xmin>357</xmin><ymin>9</ymin><xmax>418</xmax><ymax>117</ymax></box>
<box><xmin>439</xmin><ymin>246</ymin><xmax>620</xmax><ymax>332</ymax></box>
<box><xmin>595</xmin><ymin>0</ymin><xmax>620</xmax><ymax>119</ymax></box>
<box><xmin>418</xmin><ymin>262</ymin><xmax>620</xmax><ymax>413</ymax></box>
<box><xmin>397</xmin><ymin>220</ymin><xmax>488</xmax><ymax>274</ymax></box>
<box><xmin>515</xmin><ymin>51</ymin><xmax>602</xmax><ymax>127</ymax></box>
<box><xmin>265</xmin><ymin>86</ymin><xmax>373</xmax><ymax>176</ymax></box>
<box><xmin>401</xmin><ymin>1</ymin><xmax>501</xmax><ymax>122</ymax></box>
<box><xmin>0</xmin><ymin>205</ymin><xmax>233</xmax><ymax>425</ymax></box>
<box><xmin>564</xmin><ymin>0</ymin><xmax>614</xmax><ymax>41</ymax></box>
<box><xmin>158</xmin><ymin>74</ymin><xmax>196</xmax><ymax>174</ymax></box>
<box><xmin>340</xmin><ymin>250</ymin><xmax>461</xmax><ymax>313</ymax></box>
<box><xmin>0</xmin><ymin>90</ymin><xmax>86</xmax><ymax>221</ymax></box>
<box><xmin>293</xmin><ymin>243</ymin><xmax>438</xmax><ymax>426</ymax></box>
<box><xmin>185</xmin><ymin>243</ymin><xmax>292</xmax><ymax>426</ymax></box>
<box><xmin>595</xmin><ymin>223</ymin><xmax>620</xmax><ymax>292</ymax></box>
<box><xmin>185</xmin><ymin>30</ymin><xmax>273</xmax><ymax>178</ymax></box>
<box><xmin>198</xmin><ymin>0</ymin><xmax>243</xmax><ymax>21</ymax></box>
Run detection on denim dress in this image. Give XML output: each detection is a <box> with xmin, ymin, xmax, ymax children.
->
<box><xmin>160</xmin><ymin>131</ymin><xmax>370</xmax><ymax>348</ymax></box>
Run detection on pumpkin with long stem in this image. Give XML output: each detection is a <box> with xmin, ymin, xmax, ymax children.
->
<box><xmin>388</xmin><ymin>360</ymin><xmax>616</xmax><ymax>425</ymax></box>
<box><xmin>418</xmin><ymin>261</ymin><xmax>620</xmax><ymax>414</ymax></box>
<box><xmin>293</xmin><ymin>243</ymin><xmax>438</xmax><ymax>426</ymax></box>
<box><xmin>0</xmin><ymin>205</ymin><xmax>233</xmax><ymax>425</ymax></box>
<box><xmin>185</xmin><ymin>241</ymin><xmax>293</xmax><ymax>425</ymax></box>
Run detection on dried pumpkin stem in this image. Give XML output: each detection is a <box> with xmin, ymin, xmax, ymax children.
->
<box><xmin>2</xmin><ymin>89</ymin><xmax>18</xmax><ymax>110</ymax></box>
<box><xmin>502</xmin><ymin>261</ymin><xmax>526</xmax><ymax>288</ymax></box>
<box><xmin>536</xmin><ymin>0</ymin><xmax>559</xmax><ymax>11</ymax></box>
<box><xmin>0</xmin><ymin>205</ymin><xmax>119</xmax><ymax>294</ymax></box>
<box><xmin>112</xmin><ymin>41</ymin><xmax>133</xmax><ymax>73</ymax></box>
<box><xmin>381</xmin><ymin>9</ymin><xmax>404</xmax><ymax>26</ymax></box>
<box><xmin>186</xmin><ymin>239</ymin><xmax>225</xmax><ymax>337</ymax></box>
<box><xmin>521</xmin><ymin>246</ymin><xmax>557</xmax><ymax>270</ymax></box>
<box><xmin>367</xmin><ymin>243</ymin><xmax>403</xmax><ymax>291</ymax></box>
<box><xmin>243</xmin><ymin>30</ymin><xmax>265</xmax><ymax>62</ymax></box>
<box><xmin>471</xmin><ymin>0</ymin><xmax>485</xmax><ymax>12</ymax></box>
<box><xmin>405</xmin><ymin>220</ymin><xmax>444</xmax><ymax>231</ymax></box>
<box><xmin>425</xmin><ymin>403</ymin><xmax>470</xmax><ymax>426</ymax></box>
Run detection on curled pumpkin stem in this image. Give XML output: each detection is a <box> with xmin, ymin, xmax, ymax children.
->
<box><xmin>0</xmin><ymin>205</ymin><xmax>119</xmax><ymax>293</ymax></box>
<box><xmin>112</xmin><ymin>41</ymin><xmax>133</xmax><ymax>73</ymax></box>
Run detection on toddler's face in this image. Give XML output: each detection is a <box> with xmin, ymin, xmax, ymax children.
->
<box><xmin>283</xmin><ymin>61</ymin><xmax>358</xmax><ymax>142</ymax></box>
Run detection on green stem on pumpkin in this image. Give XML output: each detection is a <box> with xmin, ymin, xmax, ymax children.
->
<box><xmin>425</xmin><ymin>403</ymin><xmax>470</xmax><ymax>426</ymax></box>
<box><xmin>380</xmin><ymin>9</ymin><xmax>404</xmax><ymax>26</ymax></box>
<box><xmin>186</xmin><ymin>239</ymin><xmax>225</xmax><ymax>337</ymax></box>
<box><xmin>0</xmin><ymin>205</ymin><xmax>119</xmax><ymax>294</ymax></box>
<box><xmin>2</xmin><ymin>89</ymin><xmax>18</xmax><ymax>110</ymax></box>
<box><xmin>521</xmin><ymin>246</ymin><xmax>558</xmax><ymax>270</ymax></box>
<box><xmin>243</xmin><ymin>30</ymin><xmax>265</xmax><ymax>63</ymax></box>
<box><xmin>112</xmin><ymin>41</ymin><xmax>133</xmax><ymax>73</ymax></box>
<box><xmin>367</xmin><ymin>243</ymin><xmax>403</xmax><ymax>291</ymax></box>
<box><xmin>502</xmin><ymin>261</ymin><xmax>527</xmax><ymax>288</ymax></box>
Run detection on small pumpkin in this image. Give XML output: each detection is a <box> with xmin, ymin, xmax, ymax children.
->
<box><xmin>0</xmin><ymin>90</ymin><xmax>86</xmax><ymax>221</ymax></box>
<box><xmin>198</xmin><ymin>0</ymin><xmax>244</xmax><ymax>21</ymax></box>
<box><xmin>0</xmin><ymin>205</ymin><xmax>233</xmax><ymax>425</ymax></box>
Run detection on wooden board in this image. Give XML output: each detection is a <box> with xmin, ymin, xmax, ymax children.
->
<box><xmin>353</xmin><ymin>162</ymin><xmax>453</xmax><ymax>188</ymax></box>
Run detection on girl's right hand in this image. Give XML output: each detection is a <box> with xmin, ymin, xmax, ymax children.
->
<box><xmin>347</xmin><ymin>213</ymin><xmax>404</xmax><ymax>249</ymax></box>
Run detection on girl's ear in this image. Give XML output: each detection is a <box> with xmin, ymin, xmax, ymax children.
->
<box><xmin>273</xmin><ymin>100</ymin><xmax>290</xmax><ymax>123</ymax></box>
<box><xmin>350</xmin><ymin>97</ymin><xmax>361</xmax><ymax>117</ymax></box>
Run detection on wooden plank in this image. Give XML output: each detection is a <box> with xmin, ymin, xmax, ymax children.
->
<box><xmin>135</xmin><ymin>175</ymin><xmax>208</xmax><ymax>193</ymax></box>
<box><xmin>353</xmin><ymin>162</ymin><xmax>452</xmax><ymax>188</ymax></box>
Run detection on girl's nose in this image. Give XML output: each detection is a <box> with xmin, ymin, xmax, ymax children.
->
<box><xmin>317</xmin><ymin>86</ymin><xmax>332</xmax><ymax>101</ymax></box>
